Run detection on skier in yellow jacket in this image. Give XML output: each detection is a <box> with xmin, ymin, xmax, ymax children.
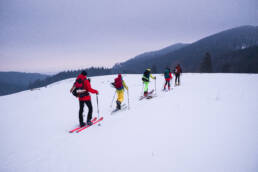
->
<box><xmin>113</xmin><ymin>74</ymin><xmax>128</xmax><ymax>109</ymax></box>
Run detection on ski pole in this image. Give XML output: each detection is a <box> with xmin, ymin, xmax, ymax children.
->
<box><xmin>96</xmin><ymin>94</ymin><xmax>101</xmax><ymax>126</ymax></box>
<box><xmin>155</xmin><ymin>77</ymin><xmax>157</xmax><ymax>93</ymax></box>
<box><xmin>127</xmin><ymin>89</ymin><xmax>130</xmax><ymax>110</ymax></box>
<box><xmin>96</xmin><ymin>94</ymin><xmax>99</xmax><ymax>119</ymax></box>
<box><xmin>110</xmin><ymin>90</ymin><xmax>116</xmax><ymax>108</ymax></box>
<box><xmin>163</xmin><ymin>80</ymin><xmax>166</xmax><ymax>91</ymax></box>
<box><xmin>141</xmin><ymin>82</ymin><xmax>144</xmax><ymax>95</ymax></box>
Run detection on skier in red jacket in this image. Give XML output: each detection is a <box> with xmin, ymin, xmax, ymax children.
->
<box><xmin>70</xmin><ymin>71</ymin><xmax>99</xmax><ymax>127</ymax></box>
<box><xmin>164</xmin><ymin>68</ymin><xmax>173</xmax><ymax>90</ymax></box>
<box><xmin>174</xmin><ymin>64</ymin><xmax>182</xmax><ymax>86</ymax></box>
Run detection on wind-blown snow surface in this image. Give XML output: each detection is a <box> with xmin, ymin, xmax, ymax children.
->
<box><xmin>1</xmin><ymin>74</ymin><xmax>258</xmax><ymax>172</ymax></box>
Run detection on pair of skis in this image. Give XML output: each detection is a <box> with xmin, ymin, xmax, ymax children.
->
<box><xmin>69</xmin><ymin>117</ymin><xmax>104</xmax><ymax>133</ymax></box>
<box><xmin>139</xmin><ymin>90</ymin><xmax>157</xmax><ymax>100</ymax></box>
<box><xmin>111</xmin><ymin>104</ymin><xmax>128</xmax><ymax>114</ymax></box>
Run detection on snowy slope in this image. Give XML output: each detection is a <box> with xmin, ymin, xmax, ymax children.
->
<box><xmin>0</xmin><ymin>74</ymin><xmax>258</xmax><ymax>172</ymax></box>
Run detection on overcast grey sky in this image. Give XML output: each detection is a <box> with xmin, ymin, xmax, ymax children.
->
<box><xmin>0</xmin><ymin>0</ymin><xmax>257</xmax><ymax>73</ymax></box>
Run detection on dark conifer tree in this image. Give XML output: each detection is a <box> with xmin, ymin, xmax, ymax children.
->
<box><xmin>200</xmin><ymin>52</ymin><xmax>213</xmax><ymax>73</ymax></box>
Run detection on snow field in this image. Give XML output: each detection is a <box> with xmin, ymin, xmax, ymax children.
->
<box><xmin>0</xmin><ymin>74</ymin><xmax>258</xmax><ymax>172</ymax></box>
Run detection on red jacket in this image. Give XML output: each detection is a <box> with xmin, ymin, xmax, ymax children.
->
<box><xmin>75</xmin><ymin>74</ymin><xmax>98</xmax><ymax>101</ymax></box>
<box><xmin>175</xmin><ymin>66</ymin><xmax>182</xmax><ymax>74</ymax></box>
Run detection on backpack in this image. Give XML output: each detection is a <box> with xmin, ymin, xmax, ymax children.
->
<box><xmin>72</xmin><ymin>78</ymin><xmax>89</xmax><ymax>98</ymax></box>
<box><xmin>175</xmin><ymin>66</ymin><xmax>181</xmax><ymax>74</ymax></box>
<box><xmin>164</xmin><ymin>70</ymin><xmax>170</xmax><ymax>79</ymax></box>
<box><xmin>175</xmin><ymin>68</ymin><xmax>178</xmax><ymax>74</ymax></box>
<box><xmin>114</xmin><ymin>77</ymin><xmax>123</xmax><ymax>90</ymax></box>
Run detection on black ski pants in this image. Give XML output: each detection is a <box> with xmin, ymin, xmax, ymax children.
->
<box><xmin>175</xmin><ymin>74</ymin><xmax>180</xmax><ymax>84</ymax></box>
<box><xmin>79</xmin><ymin>100</ymin><xmax>93</xmax><ymax>124</ymax></box>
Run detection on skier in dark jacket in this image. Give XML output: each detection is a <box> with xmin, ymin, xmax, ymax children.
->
<box><xmin>174</xmin><ymin>64</ymin><xmax>182</xmax><ymax>86</ymax></box>
<box><xmin>70</xmin><ymin>71</ymin><xmax>99</xmax><ymax>127</ymax></box>
<box><xmin>164</xmin><ymin>68</ymin><xmax>173</xmax><ymax>90</ymax></box>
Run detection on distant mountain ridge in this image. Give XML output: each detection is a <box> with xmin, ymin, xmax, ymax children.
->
<box><xmin>113</xmin><ymin>43</ymin><xmax>189</xmax><ymax>73</ymax></box>
<box><xmin>113</xmin><ymin>25</ymin><xmax>258</xmax><ymax>73</ymax></box>
<box><xmin>134</xmin><ymin>43</ymin><xmax>189</xmax><ymax>59</ymax></box>
<box><xmin>1</xmin><ymin>25</ymin><xmax>258</xmax><ymax>96</ymax></box>
<box><xmin>0</xmin><ymin>68</ymin><xmax>112</xmax><ymax>96</ymax></box>
<box><xmin>0</xmin><ymin>72</ymin><xmax>48</xmax><ymax>96</ymax></box>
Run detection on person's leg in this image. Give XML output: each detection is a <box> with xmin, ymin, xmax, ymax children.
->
<box><xmin>116</xmin><ymin>100</ymin><xmax>121</xmax><ymax>109</ymax></box>
<box><xmin>168</xmin><ymin>80</ymin><xmax>171</xmax><ymax>90</ymax></box>
<box><xmin>117</xmin><ymin>90</ymin><xmax>124</xmax><ymax>102</ymax></box>
<box><xmin>79</xmin><ymin>101</ymin><xmax>85</xmax><ymax>126</ymax></box>
<box><xmin>178</xmin><ymin>74</ymin><xmax>180</xmax><ymax>85</ymax></box>
<box><xmin>175</xmin><ymin>74</ymin><xmax>179</xmax><ymax>85</ymax></box>
<box><xmin>85</xmin><ymin>100</ymin><xmax>93</xmax><ymax>122</ymax></box>
<box><xmin>164</xmin><ymin>80</ymin><xmax>168</xmax><ymax>90</ymax></box>
<box><xmin>116</xmin><ymin>90</ymin><xmax>124</xmax><ymax>109</ymax></box>
<box><xmin>116</xmin><ymin>90</ymin><xmax>120</xmax><ymax>109</ymax></box>
<box><xmin>144</xmin><ymin>82</ymin><xmax>149</xmax><ymax>96</ymax></box>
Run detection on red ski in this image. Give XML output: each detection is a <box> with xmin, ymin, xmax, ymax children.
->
<box><xmin>76</xmin><ymin>117</ymin><xmax>104</xmax><ymax>133</ymax></box>
<box><xmin>69</xmin><ymin>117</ymin><xmax>97</xmax><ymax>133</ymax></box>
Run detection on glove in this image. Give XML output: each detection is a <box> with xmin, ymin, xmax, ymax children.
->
<box><xmin>96</xmin><ymin>90</ymin><xmax>99</xmax><ymax>95</ymax></box>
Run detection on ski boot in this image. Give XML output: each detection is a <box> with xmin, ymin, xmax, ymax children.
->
<box><xmin>80</xmin><ymin>122</ymin><xmax>86</xmax><ymax>127</ymax></box>
<box><xmin>116</xmin><ymin>100</ymin><xmax>121</xmax><ymax>110</ymax></box>
<box><xmin>87</xmin><ymin>120</ymin><xmax>93</xmax><ymax>126</ymax></box>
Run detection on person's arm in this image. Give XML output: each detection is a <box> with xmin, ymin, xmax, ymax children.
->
<box><xmin>85</xmin><ymin>80</ymin><xmax>98</xmax><ymax>94</ymax></box>
<box><xmin>123</xmin><ymin>81</ymin><xmax>128</xmax><ymax>90</ymax></box>
<box><xmin>150</xmin><ymin>74</ymin><xmax>156</xmax><ymax>79</ymax></box>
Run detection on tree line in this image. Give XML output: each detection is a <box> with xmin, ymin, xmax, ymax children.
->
<box><xmin>28</xmin><ymin>67</ymin><xmax>112</xmax><ymax>89</ymax></box>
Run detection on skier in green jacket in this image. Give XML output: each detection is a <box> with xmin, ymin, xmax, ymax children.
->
<box><xmin>142</xmin><ymin>69</ymin><xmax>156</xmax><ymax>96</ymax></box>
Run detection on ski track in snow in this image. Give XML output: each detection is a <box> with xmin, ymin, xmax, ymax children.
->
<box><xmin>0</xmin><ymin>74</ymin><xmax>258</xmax><ymax>172</ymax></box>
